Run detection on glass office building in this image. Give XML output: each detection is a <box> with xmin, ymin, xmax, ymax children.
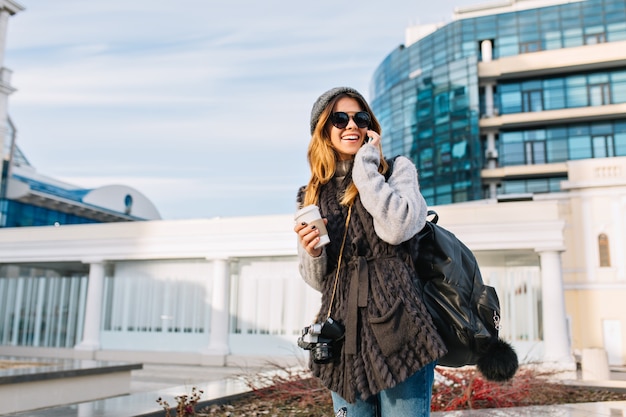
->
<box><xmin>371</xmin><ymin>0</ymin><xmax>626</xmax><ymax>206</ymax></box>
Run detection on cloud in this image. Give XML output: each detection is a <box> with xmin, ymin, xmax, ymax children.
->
<box><xmin>58</xmin><ymin>173</ymin><xmax>307</xmax><ymax>219</ymax></box>
<box><xmin>6</xmin><ymin>0</ymin><xmax>480</xmax><ymax>219</ymax></box>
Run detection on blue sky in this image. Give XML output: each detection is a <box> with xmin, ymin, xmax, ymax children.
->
<box><xmin>5</xmin><ymin>0</ymin><xmax>481</xmax><ymax>220</ymax></box>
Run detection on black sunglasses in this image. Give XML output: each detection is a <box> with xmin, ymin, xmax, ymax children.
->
<box><xmin>329</xmin><ymin>111</ymin><xmax>371</xmax><ymax>129</ymax></box>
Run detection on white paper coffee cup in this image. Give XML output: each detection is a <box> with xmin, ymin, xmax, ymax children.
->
<box><xmin>294</xmin><ymin>205</ymin><xmax>330</xmax><ymax>249</ymax></box>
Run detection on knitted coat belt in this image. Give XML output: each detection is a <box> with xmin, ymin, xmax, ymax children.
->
<box><xmin>344</xmin><ymin>256</ymin><xmax>370</xmax><ymax>355</ymax></box>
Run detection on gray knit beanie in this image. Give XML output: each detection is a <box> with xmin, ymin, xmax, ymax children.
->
<box><xmin>310</xmin><ymin>86</ymin><xmax>367</xmax><ymax>134</ymax></box>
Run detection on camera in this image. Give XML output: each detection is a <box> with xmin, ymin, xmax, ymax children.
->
<box><xmin>297</xmin><ymin>317</ymin><xmax>345</xmax><ymax>363</ymax></box>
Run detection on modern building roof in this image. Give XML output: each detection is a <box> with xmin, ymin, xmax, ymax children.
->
<box><xmin>4</xmin><ymin>145</ymin><xmax>161</xmax><ymax>223</ymax></box>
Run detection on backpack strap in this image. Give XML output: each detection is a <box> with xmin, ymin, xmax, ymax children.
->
<box><xmin>427</xmin><ymin>209</ymin><xmax>439</xmax><ymax>224</ymax></box>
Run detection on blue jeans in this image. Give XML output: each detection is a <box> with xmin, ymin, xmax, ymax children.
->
<box><xmin>331</xmin><ymin>361</ymin><xmax>436</xmax><ymax>417</ymax></box>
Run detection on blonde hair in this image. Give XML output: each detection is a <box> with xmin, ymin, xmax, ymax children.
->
<box><xmin>303</xmin><ymin>92</ymin><xmax>388</xmax><ymax>207</ymax></box>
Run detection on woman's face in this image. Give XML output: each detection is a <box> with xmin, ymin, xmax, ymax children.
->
<box><xmin>328</xmin><ymin>97</ymin><xmax>368</xmax><ymax>161</ymax></box>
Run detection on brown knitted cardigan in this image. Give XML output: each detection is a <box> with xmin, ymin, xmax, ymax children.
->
<box><xmin>306</xmin><ymin>170</ymin><xmax>447</xmax><ymax>403</ymax></box>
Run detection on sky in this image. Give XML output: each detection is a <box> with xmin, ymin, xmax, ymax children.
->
<box><xmin>5</xmin><ymin>0</ymin><xmax>482</xmax><ymax>220</ymax></box>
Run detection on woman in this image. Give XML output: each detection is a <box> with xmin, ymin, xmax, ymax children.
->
<box><xmin>294</xmin><ymin>86</ymin><xmax>447</xmax><ymax>417</ymax></box>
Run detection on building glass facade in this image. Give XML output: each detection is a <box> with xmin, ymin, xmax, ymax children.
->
<box><xmin>1</xmin><ymin>200</ymin><xmax>99</xmax><ymax>227</ymax></box>
<box><xmin>371</xmin><ymin>0</ymin><xmax>626</xmax><ymax>205</ymax></box>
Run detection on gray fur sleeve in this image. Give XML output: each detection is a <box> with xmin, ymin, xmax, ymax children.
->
<box><xmin>297</xmin><ymin>241</ymin><xmax>326</xmax><ymax>292</ymax></box>
<box><xmin>352</xmin><ymin>144</ymin><xmax>427</xmax><ymax>244</ymax></box>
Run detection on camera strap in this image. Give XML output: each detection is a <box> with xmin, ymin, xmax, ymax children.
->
<box><xmin>326</xmin><ymin>204</ymin><xmax>352</xmax><ymax>319</ymax></box>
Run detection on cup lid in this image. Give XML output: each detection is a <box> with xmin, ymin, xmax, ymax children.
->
<box><xmin>294</xmin><ymin>204</ymin><xmax>318</xmax><ymax>219</ymax></box>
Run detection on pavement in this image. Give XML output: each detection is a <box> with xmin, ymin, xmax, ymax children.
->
<box><xmin>129</xmin><ymin>363</ymin><xmax>259</xmax><ymax>393</ymax></box>
<box><xmin>4</xmin><ymin>362</ymin><xmax>272</xmax><ymax>417</ymax></box>
<box><xmin>127</xmin><ymin>364</ymin><xmax>626</xmax><ymax>417</ymax></box>
<box><xmin>4</xmin><ymin>362</ymin><xmax>626</xmax><ymax>416</ymax></box>
<box><xmin>431</xmin><ymin>402</ymin><xmax>626</xmax><ymax>416</ymax></box>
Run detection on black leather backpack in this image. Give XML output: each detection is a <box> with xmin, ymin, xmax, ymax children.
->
<box><xmin>414</xmin><ymin>210</ymin><xmax>518</xmax><ymax>381</ymax></box>
<box><xmin>385</xmin><ymin>156</ymin><xmax>518</xmax><ymax>381</ymax></box>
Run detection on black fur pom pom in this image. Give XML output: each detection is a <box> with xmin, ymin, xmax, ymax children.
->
<box><xmin>476</xmin><ymin>338</ymin><xmax>519</xmax><ymax>382</ymax></box>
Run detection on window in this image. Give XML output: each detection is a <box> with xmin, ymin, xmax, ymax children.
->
<box><xmin>520</xmin><ymin>41</ymin><xmax>541</xmax><ymax>53</ymax></box>
<box><xmin>589</xmin><ymin>83</ymin><xmax>611</xmax><ymax>106</ymax></box>
<box><xmin>0</xmin><ymin>272</ymin><xmax>88</xmax><ymax>348</ymax></box>
<box><xmin>522</xmin><ymin>90</ymin><xmax>543</xmax><ymax>112</ymax></box>
<box><xmin>420</xmin><ymin>147</ymin><xmax>434</xmax><ymax>174</ymax></box>
<box><xmin>500</xmin><ymin>177</ymin><xmax>566</xmax><ymax>195</ymax></box>
<box><xmin>439</xmin><ymin>142</ymin><xmax>452</xmax><ymax>173</ymax></box>
<box><xmin>569</xmin><ymin>135</ymin><xmax>592</xmax><ymax>159</ymax></box>
<box><xmin>502</xmin><ymin>142</ymin><xmax>525</xmax><ymax>165</ymax></box>
<box><xmin>500</xmin><ymin>84</ymin><xmax>522</xmax><ymax>114</ymax></box>
<box><xmin>546</xmin><ymin>142</ymin><xmax>567</xmax><ymax>162</ymax></box>
<box><xmin>124</xmin><ymin>195</ymin><xmax>133</xmax><ymax>215</ymax></box>
<box><xmin>500</xmin><ymin>131</ymin><xmax>524</xmax><ymax>165</ymax></box>
<box><xmin>499</xmin><ymin>121</ymin><xmax>626</xmax><ymax>166</ymax></box>
<box><xmin>435</xmin><ymin>183</ymin><xmax>453</xmax><ymax>205</ymax></box>
<box><xmin>585</xmin><ymin>32</ymin><xmax>606</xmax><ymax>45</ymax></box>
<box><xmin>525</xmin><ymin>140</ymin><xmax>546</xmax><ymax>164</ymax></box>
<box><xmin>543</xmin><ymin>31</ymin><xmax>562</xmax><ymax>49</ymax></box>
<box><xmin>563</xmin><ymin>27</ymin><xmax>584</xmax><ymax>47</ymax></box>
<box><xmin>598</xmin><ymin>234</ymin><xmax>611</xmax><ymax>267</ymax></box>
<box><xmin>592</xmin><ymin>135</ymin><xmax>615</xmax><ymax>157</ymax></box>
<box><xmin>543</xmin><ymin>78</ymin><xmax>565</xmax><ymax>109</ymax></box>
<box><xmin>615</xmin><ymin>122</ymin><xmax>626</xmax><ymax>156</ymax></box>
<box><xmin>499</xmin><ymin>69</ymin><xmax>625</xmax><ymax>115</ymax></box>
<box><xmin>417</xmin><ymin>100</ymin><xmax>432</xmax><ymax>118</ymax></box>
<box><xmin>566</xmin><ymin>76</ymin><xmax>588</xmax><ymax>107</ymax></box>
<box><xmin>611</xmin><ymin>70</ymin><xmax>626</xmax><ymax>103</ymax></box>
<box><xmin>434</xmin><ymin>92</ymin><xmax>450</xmax><ymax>124</ymax></box>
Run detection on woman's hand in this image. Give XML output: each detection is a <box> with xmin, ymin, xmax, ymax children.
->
<box><xmin>366</xmin><ymin>130</ymin><xmax>381</xmax><ymax>147</ymax></box>
<box><xmin>294</xmin><ymin>219</ymin><xmax>328</xmax><ymax>257</ymax></box>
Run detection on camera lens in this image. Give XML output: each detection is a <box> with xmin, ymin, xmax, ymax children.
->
<box><xmin>309</xmin><ymin>323</ymin><xmax>323</xmax><ymax>335</ymax></box>
<box><xmin>312</xmin><ymin>343</ymin><xmax>332</xmax><ymax>363</ymax></box>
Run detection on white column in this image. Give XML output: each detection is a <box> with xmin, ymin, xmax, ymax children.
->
<box><xmin>0</xmin><ymin>10</ymin><xmax>12</xmax><ymax>163</ymax></box>
<box><xmin>486</xmin><ymin>131</ymin><xmax>498</xmax><ymax>171</ymax></box>
<box><xmin>481</xmin><ymin>39</ymin><xmax>498</xmax><ymax>199</ymax></box>
<box><xmin>0</xmin><ymin>10</ymin><xmax>10</xmax><ymax>66</ymax></box>
<box><xmin>202</xmin><ymin>257</ymin><xmax>231</xmax><ymax>365</ymax></box>
<box><xmin>537</xmin><ymin>250</ymin><xmax>574</xmax><ymax>365</ymax></box>
<box><xmin>484</xmin><ymin>84</ymin><xmax>494</xmax><ymax>117</ymax></box>
<box><xmin>481</xmin><ymin>39</ymin><xmax>495</xmax><ymax>118</ymax></box>
<box><xmin>486</xmin><ymin>132</ymin><xmax>496</xmax><ymax>152</ymax></box>
<box><xmin>75</xmin><ymin>261</ymin><xmax>105</xmax><ymax>354</ymax></box>
<box><xmin>480</xmin><ymin>40</ymin><xmax>495</xmax><ymax>117</ymax></box>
